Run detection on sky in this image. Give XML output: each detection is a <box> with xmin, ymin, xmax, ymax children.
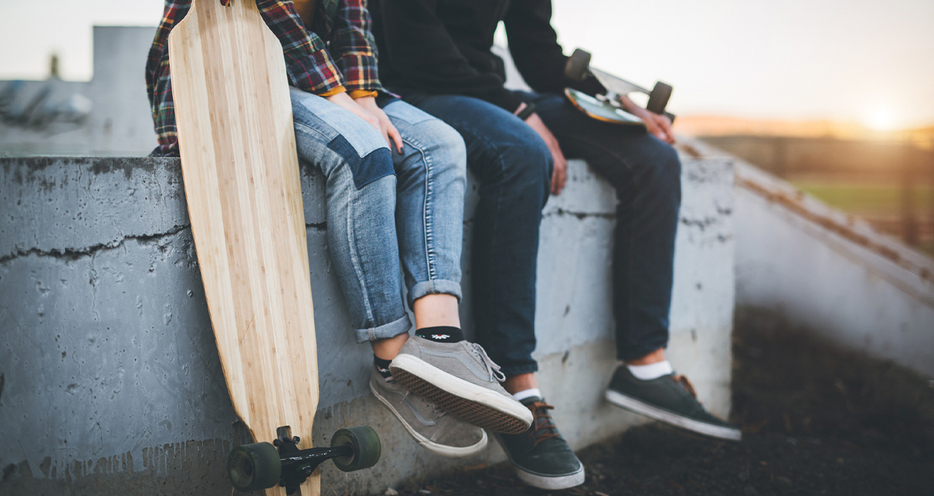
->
<box><xmin>1</xmin><ymin>0</ymin><xmax>932</xmax><ymax>129</ymax></box>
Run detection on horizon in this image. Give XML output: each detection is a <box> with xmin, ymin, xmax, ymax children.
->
<box><xmin>1</xmin><ymin>0</ymin><xmax>932</xmax><ymax>130</ymax></box>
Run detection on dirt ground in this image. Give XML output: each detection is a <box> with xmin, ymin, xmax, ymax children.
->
<box><xmin>390</xmin><ymin>313</ymin><xmax>934</xmax><ymax>496</ymax></box>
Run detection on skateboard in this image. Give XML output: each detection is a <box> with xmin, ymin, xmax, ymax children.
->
<box><xmin>564</xmin><ymin>48</ymin><xmax>676</xmax><ymax>126</ymax></box>
<box><xmin>168</xmin><ymin>1</ymin><xmax>380</xmax><ymax>494</ymax></box>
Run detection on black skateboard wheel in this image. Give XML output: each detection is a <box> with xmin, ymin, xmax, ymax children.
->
<box><xmin>647</xmin><ymin>82</ymin><xmax>673</xmax><ymax>115</ymax></box>
<box><xmin>330</xmin><ymin>426</ymin><xmax>381</xmax><ymax>472</ymax></box>
<box><xmin>565</xmin><ymin>48</ymin><xmax>592</xmax><ymax>81</ymax></box>
<box><xmin>227</xmin><ymin>442</ymin><xmax>282</xmax><ymax>492</ymax></box>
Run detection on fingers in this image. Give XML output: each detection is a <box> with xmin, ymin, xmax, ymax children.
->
<box><xmin>549</xmin><ymin>142</ymin><xmax>567</xmax><ymax>195</ymax></box>
<box><xmin>656</xmin><ymin>115</ymin><xmax>676</xmax><ymax>144</ymax></box>
<box><xmin>387</xmin><ymin>122</ymin><xmax>404</xmax><ymax>153</ymax></box>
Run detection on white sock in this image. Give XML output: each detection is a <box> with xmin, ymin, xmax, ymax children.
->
<box><xmin>627</xmin><ymin>360</ymin><xmax>673</xmax><ymax>380</ymax></box>
<box><xmin>512</xmin><ymin>388</ymin><xmax>542</xmax><ymax>402</ymax></box>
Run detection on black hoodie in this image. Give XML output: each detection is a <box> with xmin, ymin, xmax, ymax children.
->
<box><xmin>371</xmin><ymin>0</ymin><xmax>604</xmax><ymax>113</ymax></box>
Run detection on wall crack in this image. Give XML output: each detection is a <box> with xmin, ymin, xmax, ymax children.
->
<box><xmin>0</xmin><ymin>224</ymin><xmax>191</xmax><ymax>265</ymax></box>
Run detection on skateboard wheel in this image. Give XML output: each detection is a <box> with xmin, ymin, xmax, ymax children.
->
<box><xmin>330</xmin><ymin>426</ymin><xmax>381</xmax><ymax>472</ymax></box>
<box><xmin>565</xmin><ymin>48</ymin><xmax>592</xmax><ymax>81</ymax></box>
<box><xmin>647</xmin><ymin>82</ymin><xmax>673</xmax><ymax>115</ymax></box>
<box><xmin>227</xmin><ymin>442</ymin><xmax>282</xmax><ymax>492</ymax></box>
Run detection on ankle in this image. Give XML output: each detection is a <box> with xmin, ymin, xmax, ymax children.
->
<box><xmin>371</xmin><ymin>333</ymin><xmax>409</xmax><ymax>361</ymax></box>
<box><xmin>624</xmin><ymin>347</ymin><xmax>666</xmax><ymax>366</ymax></box>
<box><xmin>504</xmin><ymin>373</ymin><xmax>538</xmax><ymax>395</ymax></box>
<box><xmin>626</xmin><ymin>360</ymin><xmax>673</xmax><ymax>380</ymax></box>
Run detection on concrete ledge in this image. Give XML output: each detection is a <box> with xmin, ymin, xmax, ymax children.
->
<box><xmin>0</xmin><ymin>145</ymin><xmax>734</xmax><ymax>494</ymax></box>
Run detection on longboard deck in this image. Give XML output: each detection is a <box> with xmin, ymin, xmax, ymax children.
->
<box><xmin>169</xmin><ymin>1</ymin><xmax>320</xmax><ymax>495</ymax></box>
<box><xmin>564</xmin><ymin>88</ymin><xmax>645</xmax><ymax>127</ymax></box>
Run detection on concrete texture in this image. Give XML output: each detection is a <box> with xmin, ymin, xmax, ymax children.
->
<box><xmin>0</xmin><ymin>148</ymin><xmax>735</xmax><ymax>494</ymax></box>
<box><xmin>693</xmin><ymin>139</ymin><xmax>934</xmax><ymax>377</ymax></box>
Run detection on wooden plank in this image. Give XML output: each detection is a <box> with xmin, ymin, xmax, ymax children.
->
<box><xmin>169</xmin><ymin>1</ymin><xmax>320</xmax><ymax>494</ymax></box>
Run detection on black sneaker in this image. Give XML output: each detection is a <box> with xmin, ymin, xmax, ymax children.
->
<box><xmin>605</xmin><ymin>365</ymin><xmax>742</xmax><ymax>441</ymax></box>
<box><xmin>495</xmin><ymin>396</ymin><xmax>585</xmax><ymax>490</ymax></box>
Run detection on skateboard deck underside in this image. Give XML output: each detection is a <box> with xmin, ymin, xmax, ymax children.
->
<box><xmin>565</xmin><ymin>88</ymin><xmax>645</xmax><ymax>127</ymax></box>
<box><xmin>169</xmin><ymin>1</ymin><xmax>319</xmax><ymax>494</ymax></box>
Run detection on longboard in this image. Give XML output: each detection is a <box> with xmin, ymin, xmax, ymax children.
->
<box><xmin>169</xmin><ymin>1</ymin><xmax>378</xmax><ymax>494</ymax></box>
<box><xmin>564</xmin><ymin>88</ymin><xmax>646</xmax><ymax>127</ymax></box>
<box><xmin>564</xmin><ymin>48</ymin><xmax>676</xmax><ymax>125</ymax></box>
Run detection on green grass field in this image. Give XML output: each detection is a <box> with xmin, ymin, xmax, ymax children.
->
<box><xmin>791</xmin><ymin>180</ymin><xmax>933</xmax><ymax>216</ymax></box>
<box><xmin>790</xmin><ymin>179</ymin><xmax>934</xmax><ymax>256</ymax></box>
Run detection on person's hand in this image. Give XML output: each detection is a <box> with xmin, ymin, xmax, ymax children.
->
<box><xmin>618</xmin><ymin>95</ymin><xmax>676</xmax><ymax>144</ymax></box>
<box><xmin>326</xmin><ymin>91</ymin><xmax>380</xmax><ymax>129</ymax></box>
<box><xmin>325</xmin><ymin>93</ymin><xmax>402</xmax><ymax>153</ymax></box>
<box><xmin>354</xmin><ymin>96</ymin><xmax>404</xmax><ymax>153</ymax></box>
<box><xmin>518</xmin><ymin>105</ymin><xmax>567</xmax><ymax>195</ymax></box>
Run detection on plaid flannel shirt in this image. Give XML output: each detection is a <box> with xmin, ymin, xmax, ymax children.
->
<box><xmin>145</xmin><ymin>0</ymin><xmax>383</xmax><ymax>156</ymax></box>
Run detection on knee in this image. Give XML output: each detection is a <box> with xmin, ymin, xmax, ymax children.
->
<box><xmin>342</xmin><ymin>168</ymin><xmax>397</xmax><ymax>209</ymax></box>
<box><xmin>634</xmin><ymin>140</ymin><xmax>681</xmax><ymax>195</ymax></box>
<box><xmin>326</xmin><ymin>133</ymin><xmax>395</xmax><ymax>191</ymax></box>
<box><xmin>421</xmin><ymin>119</ymin><xmax>468</xmax><ymax>182</ymax></box>
<box><xmin>497</xmin><ymin>138</ymin><xmax>552</xmax><ymax>195</ymax></box>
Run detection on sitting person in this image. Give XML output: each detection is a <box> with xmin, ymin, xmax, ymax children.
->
<box><xmin>371</xmin><ymin>0</ymin><xmax>740</xmax><ymax>488</ymax></box>
<box><xmin>145</xmin><ymin>0</ymin><xmax>531</xmax><ymax>459</ymax></box>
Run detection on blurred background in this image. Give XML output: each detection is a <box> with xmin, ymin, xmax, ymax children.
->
<box><xmin>2</xmin><ymin>0</ymin><xmax>932</xmax><ymax>254</ymax></box>
<box><xmin>1</xmin><ymin>2</ymin><xmax>932</xmax><ymax>494</ymax></box>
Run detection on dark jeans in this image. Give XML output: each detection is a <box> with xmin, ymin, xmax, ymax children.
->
<box><xmin>402</xmin><ymin>90</ymin><xmax>681</xmax><ymax>375</ymax></box>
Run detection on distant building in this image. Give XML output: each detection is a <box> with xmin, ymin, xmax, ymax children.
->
<box><xmin>0</xmin><ymin>26</ymin><xmax>158</xmax><ymax>156</ymax></box>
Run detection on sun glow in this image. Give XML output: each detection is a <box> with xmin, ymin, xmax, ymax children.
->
<box><xmin>861</xmin><ymin>103</ymin><xmax>899</xmax><ymax>131</ymax></box>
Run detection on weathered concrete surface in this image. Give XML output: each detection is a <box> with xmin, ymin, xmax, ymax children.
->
<box><xmin>692</xmin><ymin>138</ymin><xmax>934</xmax><ymax>377</ymax></box>
<box><xmin>0</xmin><ymin>148</ymin><xmax>734</xmax><ymax>494</ymax></box>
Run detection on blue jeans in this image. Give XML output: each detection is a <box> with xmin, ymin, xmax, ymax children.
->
<box><xmin>402</xmin><ymin>91</ymin><xmax>680</xmax><ymax>374</ymax></box>
<box><xmin>289</xmin><ymin>88</ymin><xmax>467</xmax><ymax>343</ymax></box>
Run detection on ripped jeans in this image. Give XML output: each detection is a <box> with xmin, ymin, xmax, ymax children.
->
<box><xmin>289</xmin><ymin>87</ymin><xmax>467</xmax><ymax>343</ymax></box>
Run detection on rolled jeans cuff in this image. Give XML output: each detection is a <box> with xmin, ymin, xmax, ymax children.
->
<box><xmin>500</xmin><ymin>362</ymin><xmax>539</xmax><ymax>378</ymax></box>
<box><xmin>407</xmin><ymin>279</ymin><xmax>463</xmax><ymax>307</ymax></box>
<box><xmin>354</xmin><ymin>313</ymin><xmax>412</xmax><ymax>344</ymax></box>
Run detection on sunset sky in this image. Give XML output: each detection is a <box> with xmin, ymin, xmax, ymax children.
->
<box><xmin>1</xmin><ymin>0</ymin><xmax>932</xmax><ymax>129</ymax></box>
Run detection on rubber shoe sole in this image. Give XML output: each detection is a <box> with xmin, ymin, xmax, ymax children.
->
<box><xmin>391</xmin><ymin>354</ymin><xmax>533</xmax><ymax>434</ymax></box>
<box><xmin>369</xmin><ymin>380</ymin><xmax>488</xmax><ymax>458</ymax></box>
<box><xmin>494</xmin><ymin>433</ymin><xmax>586</xmax><ymax>490</ymax></box>
<box><xmin>514</xmin><ymin>463</ymin><xmax>585</xmax><ymax>490</ymax></box>
<box><xmin>605</xmin><ymin>389</ymin><xmax>742</xmax><ymax>441</ymax></box>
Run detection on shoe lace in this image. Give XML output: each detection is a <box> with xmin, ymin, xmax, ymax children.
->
<box><xmin>671</xmin><ymin>374</ymin><xmax>697</xmax><ymax>398</ymax></box>
<box><xmin>471</xmin><ymin>343</ymin><xmax>506</xmax><ymax>383</ymax></box>
<box><xmin>526</xmin><ymin>401</ymin><xmax>560</xmax><ymax>447</ymax></box>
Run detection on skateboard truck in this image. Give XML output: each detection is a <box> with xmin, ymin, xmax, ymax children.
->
<box><xmin>565</xmin><ymin>48</ymin><xmax>676</xmax><ymax>123</ymax></box>
<box><xmin>227</xmin><ymin>425</ymin><xmax>381</xmax><ymax>494</ymax></box>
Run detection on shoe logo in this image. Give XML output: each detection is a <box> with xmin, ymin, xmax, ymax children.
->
<box><xmin>430</xmin><ymin>334</ymin><xmax>450</xmax><ymax>340</ymax></box>
<box><xmin>402</xmin><ymin>397</ymin><xmax>437</xmax><ymax>426</ymax></box>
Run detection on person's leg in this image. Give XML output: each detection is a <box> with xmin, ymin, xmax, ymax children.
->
<box><xmin>531</xmin><ymin>91</ymin><xmax>740</xmax><ymax>441</ymax></box>
<box><xmin>404</xmin><ymin>93</ymin><xmax>584</xmax><ymax>490</ymax></box>
<box><xmin>404</xmin><ymin>93</ymin><xmax>552</xmax><ymax>379</ymax></box>
<box><xmin>530</xmin><ymin>92</ymin><xmax>680</xmax><ymax>363</ymax></box>
<box><xmin>291</xmin><ymin>89</ymin><xmax>500</xmax><ymax>457</ymax></box>
<box><xmin>289</xmin><ymin>87</ymin><xmax>411</xmax><ymax>346</ymax></box>
<box><xmin>375</xmin><ymin>97</ymin><xmax>534</xmax><ymax>435</ymax></box>
<box><xmin>383</xmin><ymin>99</ymin><xmax>466</xmax><ymax>324</ymax></box>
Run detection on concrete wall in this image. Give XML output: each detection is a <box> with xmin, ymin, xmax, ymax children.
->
<box><xmin>693</xmin><ymin>139</ymin><xmax>934</xmax><ymax>377</ymax></box>
<box><xmin>0</xmin><ymin>148</ymin><xmax>735</xmax><ymax>494</ymax></box>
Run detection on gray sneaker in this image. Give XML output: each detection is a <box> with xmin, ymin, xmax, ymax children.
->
<box><xmin>605</xmin><ymin>365</ymin><xmax>742</xmax><ymax>441</ymax></box>
<box><xmin>389</xmin><ymin>336</ymin><xmax>533</xmax><ymax>434</ymax></box>
<box><xmin>369</xmin><ymin>366</ymin><xmax>488</xmax><ymax>458</ymax></box>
